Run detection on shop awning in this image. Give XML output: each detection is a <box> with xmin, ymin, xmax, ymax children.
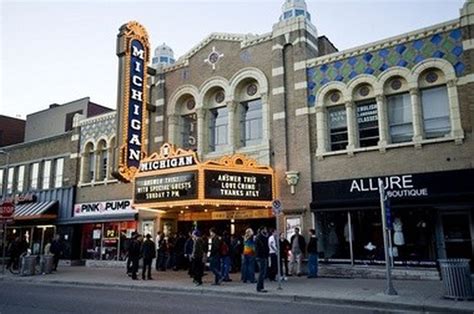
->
<box><xmin>14</xmin><ymin>201</ymin><xmax>58</xmax><ymax>220</ymax></box>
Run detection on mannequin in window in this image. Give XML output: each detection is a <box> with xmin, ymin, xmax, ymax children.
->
<box><xmin>327</xmin><ymin>222</ymin><xmax>338</xmax><ymax>258</ymax></box>
<box><xmin>393</xmin><ymin>218</ymin><xmax>405</xmax><ymax>246</ymax></box>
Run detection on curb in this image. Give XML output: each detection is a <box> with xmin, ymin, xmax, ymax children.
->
<box><xmin>1</xmin><ymin>276</ymin><xmax>472</xmax><ymax>313</ymax></box>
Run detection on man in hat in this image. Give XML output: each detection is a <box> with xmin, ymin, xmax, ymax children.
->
<box><xmin>141</xmin><ymin>234</ymin><xmax>156</xmax><ymax>280</ymax></box>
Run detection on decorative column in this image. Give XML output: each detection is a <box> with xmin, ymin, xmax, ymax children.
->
<box><xmin>226</xmin><ymin>100</ymin><xmax>237</xmax><ymax>151</ymax></box>
<box><xmin>196</xmin><ymin>108</ymin><xmax>206</xmax><ymax>157</ymax></box>
<box><xmin>315</xmin><ymin>106</ymin><xmax>327</xmax><ymax>158</ymax></box>
<box><xmin>376</xmin><ymin>94</ymin><xmax>388</xmax><ymax>150</ymax></box>
<box><xmin>446</xmin><ymin>79</ymin><xmax>464</xmax><ymax>143</ymax></box>
<box><xmin>410</xmin><ymin>88</ymin><xmax>423</xmax><ymax>147</ymax></box>
<box><xmin>94</xmin><ymin>149</ymin><xmax>101</xmax><ymax>182</ymax></box>
<box><xmin>345</xmin><ymin>101</ymin><xmax>357</xmax><ymax>154</ymax></box>
<box><xmin>168</xmin><ymin>113</ymin><xmax>179</xmax><ymax>145</ymax></box>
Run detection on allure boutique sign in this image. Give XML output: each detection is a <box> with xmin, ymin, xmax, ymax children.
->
<box><xmin>312</xmin><ymin>169</ymin><xmax>474</xmax><ymax>208</ymax></box>
<box><xmin>115</xmin><ymin>21</ymin><xmax>150</xmax><ymax>182</ymax></box>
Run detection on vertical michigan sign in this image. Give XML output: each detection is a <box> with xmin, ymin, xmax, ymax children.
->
<box><xmin>114</xmin><ymin>21</ymin><xmax>150</xmax><ymax>182</ymax></box>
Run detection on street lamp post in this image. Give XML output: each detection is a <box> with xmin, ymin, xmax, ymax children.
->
<box><xmin>0</xmin><ymin>149</ymin><xmax>11</xmax><ymax>274</ymax></box>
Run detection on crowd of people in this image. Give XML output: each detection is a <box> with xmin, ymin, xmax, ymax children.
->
<box><xmin>125</xmin><ymin>226</ymin><xmax>319</xmax><ymax>292</ymax></box>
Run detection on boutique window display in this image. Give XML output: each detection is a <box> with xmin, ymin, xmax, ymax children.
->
<box><xmin>316</xmin><ymin>208</ymin><xmax>437</xmax><ymax>266</ymax></box>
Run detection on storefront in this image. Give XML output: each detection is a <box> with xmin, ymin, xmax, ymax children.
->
<box><xmin>311</xmin><ymin>169</ymin><xmax>474</xmax><ymax>269</ymax></box>
<box><xmin>3</xmin><ymin>188</ymin><xmax>74</xmax><ymax>257</ymax></box>
<box><xmin>72</xmin><ymin>199</ymin><xmax>138</xmax><ymax>261</ymax></box>
<box><xmin>133</xmin><ymin>143</ymin><xmax>275</xmax><ymax>236</ymax></box>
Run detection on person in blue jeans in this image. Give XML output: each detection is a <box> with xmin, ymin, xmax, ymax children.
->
<box><xmin>241</xmin><ymin>228</ymin><xmax>256</xmax><ymax>283</ymax></box>
<box><xmin>221</xmin><ymin>231</ymin><xmax>232</xmax><ymax>281</ymax></box>
<box><xmin>209</xmin><ymin>228</ymin><xmax>223</xmax><ymax>285</ymax></box>
<box><xmin>255</xmin><ymin>226</ymin><xmax>269</xmax><ymax>292</ymax></box>
<box><xmin>307</xmin><ymin>228</ymin><xmax>318</xmax><ymax>278</ymax></box>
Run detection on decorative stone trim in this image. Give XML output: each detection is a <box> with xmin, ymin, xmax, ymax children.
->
<box><xmin>306</xmin><ymin>20</ymin><xmax>459</xmax><ymax>68</ymax></box>
<box><xmin>294</xmin><ymin>61</ymin><xmax>306</xmax><ymax>71</ymax></box>
<box><xmin>272</xmin><ymin>44</ymin><xmax>284</xmax><ymax>51</ymax></box>
<box><xmin>272</xmin><ymin>87</ymin><xmax>285</xmax><ymax>95</ymax></box>
<box><xmin>294</xmin><ymin>81</ymin><xmax>308</xmax><ymax>90</ymax></box>
<box><xmin>155</xmin><ymin>99</ymin><xmax>165</xmax><ymax>107</ymax></box>
<box><xmin>154</xmin><ymin>115</ymin><xmax>164</xmax><ymax>122</ymax></box>
<box><xmin>457</xmin><ymin>74</ymin><xmax>474</xmax><ymax>85</ymax></box>
<box><xmin>273</xmin><ymin>112</ymin><xmax>286</xmax><ymax>121</ymax></box>
<box><xmin>154</xmin><ymin>136</ymin><xmax>163</xmax><ymax>143</ymax></box>
<box><xmin>272</xmin><ymin>67</ymin><xmax>285</xmax><ymax>77</ymax></box>
<box><xmin>292</xmin><ymin>36</ymin><xmax>318</xmax><ymax>52</ymax></box>
<box><xmin>295</xmin><ymin>107</ymin><xmax>314</xmax><ymax>116</ymax></box>
<box><xmin>155</xmin><ymin>79</ymin><xmax>165</xmax><ymax>86</ymax></box>
<box><xmin>71</xmin><ymin>134</ymin><xmax>79</xmax><ymax>141</ymax></box>
<box><xmin>70</xmin><ymin>153</ymin><xmax>79</xmax><ymax>159</ymax></box>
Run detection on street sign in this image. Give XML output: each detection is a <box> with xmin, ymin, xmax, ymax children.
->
<box><xmin>385</xmin><ymin>198</ymin><xmax>393</xmax><ymax>230</ymax></box>
<box><xmin>272</xmin><ymin>199</ymin><xmax>282</xmax><ymax>216</ymax></box>
<box><xmin>0</xmin><ymin>201</ymin><xmax>15</xmax><ymax>219</ymax></box>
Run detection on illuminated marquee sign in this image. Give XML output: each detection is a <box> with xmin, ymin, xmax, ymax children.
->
<box><xmin>204</xmin><ymin>170</ymin><xmax>273</xmax><ymax>201</ymax></box>
<box><xmin>133</xmin><ymin>143</ymin><xmax>275</xmax><ymax>209</ymax></box>
<box><xmin>116</xmin><ymin>21</ymin><xmax>150</xmax><ymax>182</ymax></box>
<box><xmin>135</xmin><ymin>171</ymin><xmax>198</xmax><ymax>203</ymax></box>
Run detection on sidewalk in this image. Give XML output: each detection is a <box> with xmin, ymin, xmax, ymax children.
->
<box><xmin>1</xmin><ymin>266</ymin><xmax>473</xmax><ymax>313</ymax></box>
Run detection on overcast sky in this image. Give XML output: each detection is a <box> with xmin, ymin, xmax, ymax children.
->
<box><xmin>0</xmin><ymin>0</ymin><xmax>465</xmax><ymax>118</ymax></box>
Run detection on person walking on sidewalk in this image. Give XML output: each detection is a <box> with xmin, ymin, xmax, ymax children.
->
<box><xmin>184</xmin><ymin>231</ymin><xmax>194</xmax><ymax>277</ymax></box>
<box><xmin>307</xmin><ymin>229</ymin><xmax>318</xmax><ymax>278</ymax></box>
<box><xmin>290</xmin><ymin>227</ymin><xmax>306</xmax><ymax>276</ymax></box>
<box><xmin>209</xmin><ymin>228</ymin><xmax>223</xmax><ymax>285</ymax></box>
<box><xmin>241</xmin><ymin>228</ymin><xmax>256</xmax><ymax>283</ymax></box>
<box><xmin>156</xmin><ymin>233</ymin><xmax>167</xmax><ymax>271</ymax></box>
<box><xmin>128</xmin><ymin>233</ymin><xmax>141</xmax><ymax>280</ymax></box>
<box><xmin>141</xmin><ymin>234</ymin><xmax>156</xmax><ymax>280</ymax></box>
<box><xmin>191</xmin><ymin>230</ymin><xmax>205</xmax><ymax>286</ymax></box>
<box><xmin>255</xmin><ymin>226</ymin><xmax>269</xmax><ymax>293</ymax></box>
<box><xmin>267</xmin><ymin>228</ymin><xmax>278</xmax><ymax>281</ymax></box>
<box><xmin>155</xmin><ymin>231</ymin><xmax>162</xmax><ymax>271</ymax></box>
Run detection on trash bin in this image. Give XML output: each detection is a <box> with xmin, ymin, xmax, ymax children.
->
<box><xmin>40</xmin><ymin>255</ymin><xmax>54</xmax><ymax>274</ymax></box>
<box><xmin>20</xmin><ymin>255</ymin><xmax>37</xmax><ymax>276</ymax></box>
<box><xmin>438</xmin><ymin>259</ymin><xmax>473</xmax><ymax>300</ymax></box>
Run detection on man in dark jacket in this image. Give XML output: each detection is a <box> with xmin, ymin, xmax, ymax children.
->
<box><xmin>290</xmin><ymin>227</ymin><xmax>306</xmax><ymax>276</ymax></box>
<box><xmin>307</xmin><ymin>229</ymin><xmax>318</xmax><ymax>278</ymax></box>
<box><xmin>209</xmin><ymin>228</ymin><xmax>223</xmax><ymax>285</ymax></box>
<box><xmin>141</xmin><ymin>234</ymin><xmax>156</xmax><ymax>280</ymax></box>
<box><xmin>191</xmin><ymin>230</ymin><xmax>205</xmax><ymax>286</ymax></box>
<box><xmin>255</xmin><ymin>226</ymin><xmax>269</xmax><ymax>292</ymax></box>
<box><xmin>50</xmin><ymin>234</ymin><xmax>62</xmax><ymax>271</ymax></box>
<box><xmin>184</xmin><ymin>231</ymin><xmax>194</xmax><ymax>276</ymax></box>
<box><xmin>128</xmin><ymin>233</ymin><xmax>141</xmax><ymax>280</ymax></box>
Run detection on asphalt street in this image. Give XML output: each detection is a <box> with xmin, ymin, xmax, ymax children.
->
<box><xmin>0</xmin><ymin>281</ymin><xmax>409</xmax><ymax>314</ymax></box>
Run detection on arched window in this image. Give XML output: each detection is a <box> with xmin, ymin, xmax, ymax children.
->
<box><xmin>236</xmin><ymin>81</ymin><xmax>262</xmax><ymax>147</ymax></box>
<box><xmin>354</xmin><ymin>84</ymin><xmax>378</xmax><ymax>147</ymax></box>
<box><xmin>97</xmin><ymin>140</ymin><xmax>108</xmax><ymax>181</ymax></box>
<box><xmin>419</xmin><ymin>69</ymin><xmax>450</xmax><ymax>139</ymax></box>
<box><xmin>82</xmin><ymin>142</ymin><xmax>95</xmax><ymax>182</ymax></box>
<box><xmin>326</xmin><ymin>90</ymin><xmax>347</xmax><ymax>151</ymax></box>
<box><xmin>385</xmin><ymin>76</ymin><xmax>413</xmax><ymax>143</ymax></box>
<box><xmin>206</xmin><ymin>88</ymin><xmax>228</xmax><ymax>152</ymax></box>
<box><xmin>178</xmin><ymin>96</ymin><xmax>197</xmax><ymax>151</ymax></box>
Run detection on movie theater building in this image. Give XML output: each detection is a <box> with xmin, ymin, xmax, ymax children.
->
<box><xmin>307</xmin><ymin>1</ymin><xmax>474</xmax><ymax>272</ymax></box>
<box><xmin>59</xmin><ymin>111</ymin><xmax>138</xmax><ymax>262</ymax></box>
<box><xmin>112</xmin><ymin>0</ymin><xmax>334</xmax><ymax>237</ymax></box>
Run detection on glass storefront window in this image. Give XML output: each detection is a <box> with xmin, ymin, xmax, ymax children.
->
<box><xmin>316</xmin><ymin>211</ymin><xmax>351</xmax><ymax>261</ymax></box>
<box><xmin>317</xmin><ymin>208</ymin><xmax>436</xmax><ymax>266</ymax></box>
<box><xmin>81</xmin><ymin>221</ymin><xmax>137</xmax><ymax>261</ymax></box>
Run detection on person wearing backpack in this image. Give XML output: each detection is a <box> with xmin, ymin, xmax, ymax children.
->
<box><xmin>209</xmin><ymin>228</ymin><xmax>223</xmax><ymax>285</ymax></box>
<box><xmin>220</xmin><ymin>231</ymin><xmax>232</xmax><ymax>282</ymax></box>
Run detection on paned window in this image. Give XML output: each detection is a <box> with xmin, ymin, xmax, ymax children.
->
<box><xmin>387</xmin><ymin>93</ymin><xmax>413</xmax><ymax>143</ymax></box>
<box><xmin>328</xmin><ymin>106</ymin><xmax>348</xmax><ymax>151</ymax></box>
<box><xmin>421</xmin><ymin>86</ymin><xmax>450</xmax><ymax>139</ymax></box>
<box><xmin>240</xmin><ymin>99</ymin><xmax>262</xmax><ymax>147</ymax></box>
<box><xmin>209</xmin><ymin>107</ymin><xmax>228</xmax><ymax>152</ymax></box>
<box><xmin>356</xmin><ymin>101</ymin><xmax>379</xmax><ymax>147</ymax></box>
